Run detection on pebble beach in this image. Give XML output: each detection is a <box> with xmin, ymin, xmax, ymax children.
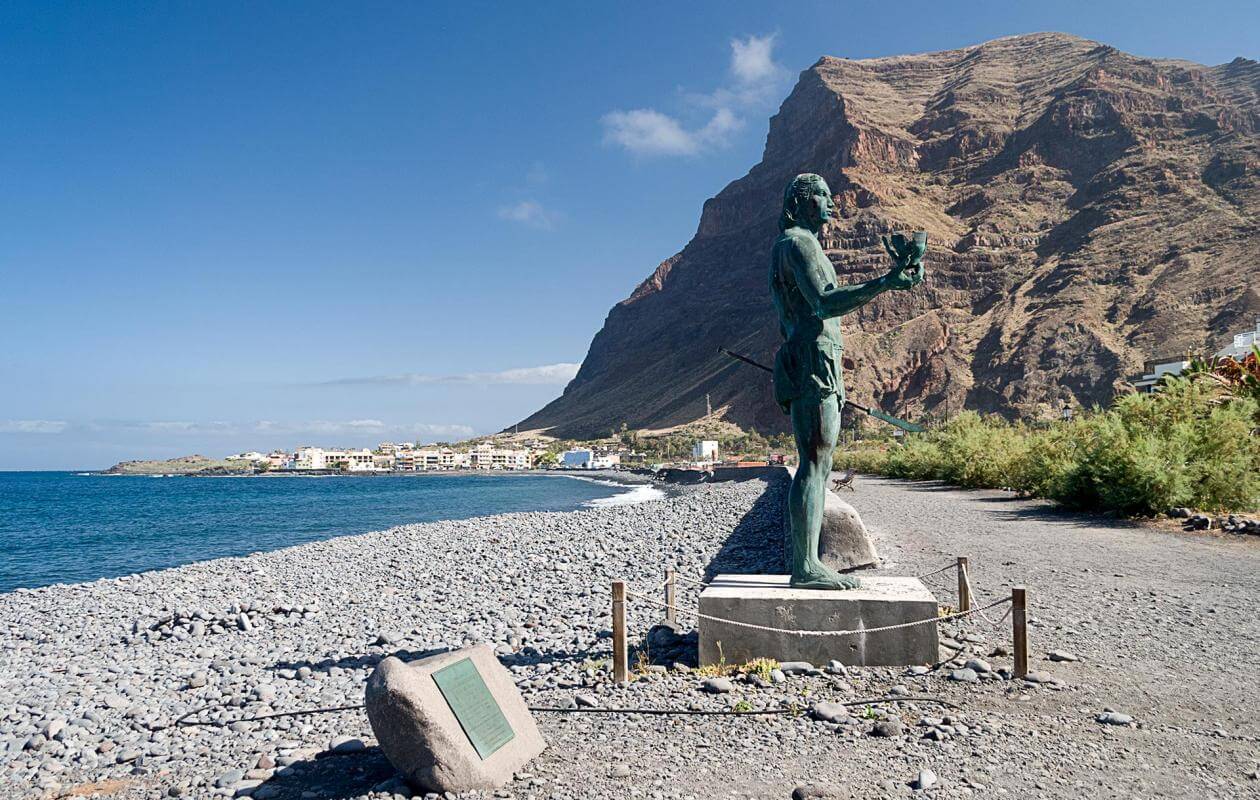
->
<box><xmin>4</xmin><ymin>475</ymin><xmax>1259</xmax><ymax>799</ymax></box>
<box><xmin>0</xmin><ymin>477</ymin><xmax>781</xmax><ymax>799</ymax></box>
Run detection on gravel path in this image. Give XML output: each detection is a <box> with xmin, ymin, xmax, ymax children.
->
<box><xmin>2</xmin><ymin>475</ymin><xmax>1258</xmax><ymax>799</ymax></box>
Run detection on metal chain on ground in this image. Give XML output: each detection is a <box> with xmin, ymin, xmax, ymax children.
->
<box><xmin>624</xmin><ymin>590</ymin><xmax>1011</xmax><ymax>638</ymax></box>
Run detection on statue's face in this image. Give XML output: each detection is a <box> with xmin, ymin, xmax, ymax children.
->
<box><xmin>803</xmin><ymin>179</ymin><xmax>833</xmax><ymax>229</ymax></box>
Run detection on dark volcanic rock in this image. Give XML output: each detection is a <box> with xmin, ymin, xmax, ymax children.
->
<box><xmin>519</xmin><ymin>33</ymin><xmax>1260</xmax><ymax>437</ymax></box>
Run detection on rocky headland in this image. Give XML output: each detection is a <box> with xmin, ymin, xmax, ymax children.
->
<box><xmin>103</xmin><ymin>456</ymin><xmax>254</xmax><ymax>476</ymax></box>
<box><xmin>520</xmin><ymin>32</ymin><xmax>1260</xmax><ymax>437</ymax></box>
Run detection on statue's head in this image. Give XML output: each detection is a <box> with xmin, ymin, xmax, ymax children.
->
<box><xmin>779</xmin><ymin>173</ymin><xmax>832</xmax><ymax>232</ymax></box>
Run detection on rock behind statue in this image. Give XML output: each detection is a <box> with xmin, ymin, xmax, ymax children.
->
<box><xmin>819</xmin><ymin>490</ymin><xmax>880</xmax><ymax>571</ymax></box>
<box><xmin>785</xmin><ymin>488</ymin><xmax>879</xmax><ymax>572</ymax></box>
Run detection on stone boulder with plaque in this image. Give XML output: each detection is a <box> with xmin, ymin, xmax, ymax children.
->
<box><xmin>365</xmin><ymin>645</ymin><xmax>545</xmax><ymax>793</ymax></box>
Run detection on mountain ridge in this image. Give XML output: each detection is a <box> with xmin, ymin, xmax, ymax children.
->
<box><xmin>519</xmin><ymin>32</ymin><xmax>1259</xmax><ymax>438</ymax></box>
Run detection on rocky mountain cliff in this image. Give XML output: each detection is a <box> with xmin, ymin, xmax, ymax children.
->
<box><xmin>520</xmin><ymin>33</ymin><xmax>1259</xmax><ymax>438</ymax></box>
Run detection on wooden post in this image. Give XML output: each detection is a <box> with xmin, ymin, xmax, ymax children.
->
<box><xmin>956</xmin><ymin>557</ymin><xmax>971</xmax><ymax>613</ymax></box>
<box><xmin>664</xmin><ymin>568</ymin><xmax>677</xmax><ymax>624</ymax></box>
<box><xmin>611</xmin><ymin>580</ymin><xmax>628</xmax><ymax>684</ymax></box>
<box><xmin>1012</xmin><ymin>585</ymin><xmax>1028</xmax><ymax>678</ymax></box>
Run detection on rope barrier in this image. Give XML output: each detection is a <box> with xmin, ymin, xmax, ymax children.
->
<box><xmin>624</xmin><ymin>590</ymin><xmax>1011</xmax><ymax>638</ymax></box>
<box><xmin>914</xmin><ymin>562</ymin><xmax>958</xmax><ymax>580</ymax></box>
<box><xmin>960</xmin><ymin>566</ymin><xmax>1002</xmax><ymax>625</ymax></box>
<box><xmin>672</xmin><ymin>574</ymin><xmax>710</xmax><ymax>588</ymax></box>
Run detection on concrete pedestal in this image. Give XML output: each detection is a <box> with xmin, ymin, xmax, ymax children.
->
<box><xmin>698</xmin><ymin>574</ymin><xmax>938</xmax><ymax>667</ymax></box>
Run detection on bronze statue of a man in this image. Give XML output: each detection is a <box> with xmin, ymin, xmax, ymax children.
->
<box><xmin>770</xmin><ymin>173</ymin><xmax>926</xmax><ymax>589</ymax></box>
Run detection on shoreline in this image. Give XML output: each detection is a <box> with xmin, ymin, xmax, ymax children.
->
<box><xmin>2</xmin><ymin>470</ymin><xmax>667</xmax><ymax>596</ymax></box>
<box><xmin>0</xmin><ymin>479</ymin><xmax>781</xmax><ymax>798</ymax></box>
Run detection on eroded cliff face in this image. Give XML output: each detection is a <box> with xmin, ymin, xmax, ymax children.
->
<box><xmin>520</xmin><ymin>32</ymin><xmax>1260</xmax><ymax>437</ymax></box>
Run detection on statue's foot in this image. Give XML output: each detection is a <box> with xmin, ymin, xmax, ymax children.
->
<box><xmin>791</xmin><ymin>561</ymin><xmax>860</xmax><ymax>591</ymax></box>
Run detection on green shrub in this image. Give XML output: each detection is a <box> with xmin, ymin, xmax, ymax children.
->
<box><xmin>832</xmin><ymin>375</ymin><xmax>1259</xmax><ymax>516</ymax></box>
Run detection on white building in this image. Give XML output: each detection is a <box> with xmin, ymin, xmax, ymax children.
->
<box><xmin>1216</xmin><ymin>318</ymin><xmax>1260</xmax><ymax>359</ymax></box>
<box><xmin>1132</xmin><ymin>319</ymin><xmax>1260</xmax><ymax>393</ymax></box>
<box><xmin>560</xmin><ymin>448</ymin><xmax>619</xmax><ymax>469</ymax></box>
<box><xmin>1132</xmin><ymin>358</ymin><xmax>1192</xmax><ymax>393</ymax></box>
<box><xmin>410</xmin><ymin>447</ymin><xmax>465</xmax><ymax>470</ymax></box>
<box><xmin>292</xmin><ymin>447</ymin><xmax>377</xmax><ymax>471</ymax></box>
<box><xmin>373</xmin><ymin>453</ymin><xmax>395</xmax><ymax>471</ymax></box>
<box><xmin>225</xmin><ymin>451</ymin><xmax>268</xmax><ymax>463</ymax></box>
<box><xmin>469</xmin><ymin>443</ymin><xmax>531</xmax><ymax>470</ymax></box>
<box><xmin>692</xmin><ymin>440</ymin><xmax>719</xmax><ymax>462</ymax></box>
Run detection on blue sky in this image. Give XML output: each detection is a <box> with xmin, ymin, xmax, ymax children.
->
<box><xmin>1</xmin><ymin>1</ymin><xmax>1255</xmax><ymax>469</ymax></box>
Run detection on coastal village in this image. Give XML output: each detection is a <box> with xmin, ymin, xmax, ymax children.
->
<box><xmin>222</xmin><ymin>439</ymin><xmax>724</xmax><ymax>473</ymax></box>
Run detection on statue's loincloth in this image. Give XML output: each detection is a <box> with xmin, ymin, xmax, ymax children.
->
<box><xmin>773</xmin><ymin>337</ymin><xmax>844</xmax><ymax>413</ymax></box>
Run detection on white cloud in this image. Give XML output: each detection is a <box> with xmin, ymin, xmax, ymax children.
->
<box><xmin>254</xmin><ymin>420</ymin><xmax>474</xmax><ymax>441</ymax></box>
<box><xmin>0</xmin><ymin>419</ymin><xmax>68</xmax><ymax>434</ymax></box>
<box><xmin>602</xmin><ymin>109</ymin><xmax>701</xmax><ymax>156</ymax></box>
<box><xmin>601</xmin><ymin>33</ymin><xmax>786</xmax><ymax>158</ymax></box>
<box><xmin>497</xmin><ymin>200</ymin><xmax>561</xmax><ymax>230</ymax></box>
<box><xmin>730</xmin><ymin>34</ymin><xmax>783</xmax><ymax>84</ymax></box>
<box><xmin>139</xmin><ymin>421</ymin><xmax>236</xmax><ymax>434</ymax></box>
<box><xmin>413</xmin><ymin>423</ymin><xmax>475</xmax><ymax>438</ymax></box>
<box><xmin>254</xmin><ymin>419</ymin><xmax>384</xmax><ymax>434</ymax></box>
<box><xmin>322</xmin><ymin>362</ymin><xmax>581</xmax><ymax>387</ymax></box>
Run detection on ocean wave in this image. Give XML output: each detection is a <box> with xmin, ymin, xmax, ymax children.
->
<box><xmin>585</xmin><ymin>484</ymin><xmax>666</xmax><ymax>507</ymax></box>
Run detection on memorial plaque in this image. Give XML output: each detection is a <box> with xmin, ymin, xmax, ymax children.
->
<box><xmin>432</xmin><ymin>657</ymin><xmax>515</xmax><ymax>759</ymax></box>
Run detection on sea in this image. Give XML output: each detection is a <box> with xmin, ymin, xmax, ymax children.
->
<box><xmin>0</xmin><ymin>471</ymin><xmax>659</xmax><ymax>593</ymax></box>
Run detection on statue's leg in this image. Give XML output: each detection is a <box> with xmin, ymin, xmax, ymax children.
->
<box><xmin>789</xmin><ymin>393</ymin><xmax>858</xmax><ymax>590</ymax></box>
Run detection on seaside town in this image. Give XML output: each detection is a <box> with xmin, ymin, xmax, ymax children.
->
<box><xmin>220</xmin><ymin>439</ymin><xmax>727</xmax><ymax>473</ymax></box>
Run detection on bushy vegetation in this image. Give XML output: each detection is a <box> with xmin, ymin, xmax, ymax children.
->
<box><xmin>835</xmin><ymin>357</ymin><xmax>1260</xmax><ymax>516</ymax></box>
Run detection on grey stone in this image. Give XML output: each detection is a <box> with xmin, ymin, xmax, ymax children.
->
<box><xmin>793</xmin><ymin>785</ymin><xmax>844</xmax><ymax>800</ymax></box>
<box><xmin>964</xmin><ymin>657</ymin><xmax>992</xmax><ymax>673</ymax></box>
<box><xmin>1096</xmin><ymin>711</ymin><xmax>1134</xmax><ymax>726</ymax></box>
<box><xmin>698</xmin><ymin>575</ymin><xmax>938</xmax><ymax>667</ymax></box>
<box><xmin>1023</xmin><ymin>671</ymin><xmax>1062</xmax><ymax>685</ymax></box>
<box><xmin>1048</xmin><ymin>650</ymin><xmax>1079</xmax><ymax>662</ymax></box>
<box><xmin>609</xmin><ymin>764</ymin><xmax>631</xmax><ymax>778</ymax></box>
<box><xmin>115</xmin><ymin>748</ymin><xmax>142</xmax><ymax>763</ymax></box>
<box><xmin>778</xmin><ymin>661</ymin><xmax>816</xmax><ymax>675</ymax></box>
<box><xmin>365</xmin><ymin>646</ymin><xmax>545</xmax><ymax>794</ymax></box>
<box><xmin>914</xmin><ymin>768</ymin><xmax>937</xmax><ymax>790</ymax></box>
<box><xmin>870</xmin><ymin>719</ymin><xmax>904</xmax><ymax>737</ymax></box>
<box><xmin>215</xmin><ymin>769</ymin><xmax>245</xmax><ymax>788</ymax></box>
<box><xmin>824</xmin><ymin>659</ymin><xmax>849</xmax><ymax>676</ymax></box>
<box><xmin>949</xmin><ymin>668</ymin><xmax>979</xmax><ymax>683</ymax></box>
<box><xmin>810</xmin><ymin>702</ymin><xmax>849</xmax><ymax>723</ymax></box>
<box><xmin>329</xmin><ymin>737</ymin><xmax>364</xmax><ymax>753</ymax></box>
<box><xmin>233</xmin><ymin>780</ymin><xmax>263</xmax><ymax>797</ymax></box>
<box><xmin>701</xmin><ymin>677</ymin><xmax>733</xmax><ymax>694</ymax></box>
<box><xmin>573</xmin><ymin>693</ymin><xmax>599</xmax><ymax>708</ymax></box>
